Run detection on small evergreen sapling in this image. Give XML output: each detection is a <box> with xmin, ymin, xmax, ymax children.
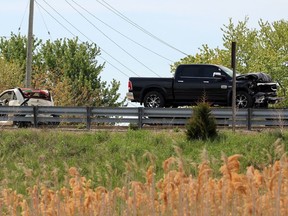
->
<box><xmin>186</xmin><ymin>102</ymin><xmax>217</xmax><ymax>140</ymax></box>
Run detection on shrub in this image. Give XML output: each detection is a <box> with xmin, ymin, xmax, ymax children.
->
<box><xmin>186</xmin><ymin>101</ymin><xmax>217</xmax><ymax>140</ymax></box>
<box><xmin>128</xmin><ymin>123</ymin><xmax>139</xmax><ymax>130</ymax></box>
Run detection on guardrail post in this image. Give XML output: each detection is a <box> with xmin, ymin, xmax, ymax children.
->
<box><xmin>247</xmin><ymin>108</ymin><xmax>252</xmax><ymax>130</ymax></box>
<box><xmin>86</xmin><ymin>107</ymin><xmax>92</xmax><ymax>130</ymax></box>
<box><xmin>138</xmin><ymin>107</ymin><xmax>143</xmax><ymax>129</ymax></box>
<box><xmin>33</xmin><ymin>106</ymin><xmax>38</xmax><ymax>128</ymax></box>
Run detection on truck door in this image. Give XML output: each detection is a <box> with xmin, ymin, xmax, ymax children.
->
<box><xmin>174</xmin><ymin>65</ymin><xmax>230</xmax><ymax>104</ymax></box>
<box><xmin>199</xmin><ymin>65</ymin><xmax>230</xmax><ymax>103</ymax></box>
<box><xmin>174</xmin><ymin>65</ymin><xmax>206</xmax><ymax>102</ymax></box>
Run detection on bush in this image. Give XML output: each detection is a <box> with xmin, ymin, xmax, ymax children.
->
<box><xmin>129</xmin><ymin>123</ymin><xmax>139</xmax><ymax>130</ymax></box>
<box><xmin>186</xmin><ymin>102</ymin><xmax>217</xmax><ymax>140</ymax></box>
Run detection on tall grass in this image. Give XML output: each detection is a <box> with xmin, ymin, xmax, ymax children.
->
<box><xmin>1</xmin><ymin>153</ymin><xmax>288</xmax><ymax>215</ymax></box>
<box><xmin>0</xmin><ymin>128</ymin><xmax>287</xmax><ymax>214</ymax></box>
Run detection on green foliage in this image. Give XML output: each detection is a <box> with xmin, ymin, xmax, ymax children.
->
<box><xmin>0</xmin><ymin>33</ymin><xmax>124</xmax><ymax>107</ymax></box>
<box><xmin>0</xmin><ymin>34</ymin><xmax>39</xmax><ymax>70</ymax></box>
<box><xmin>37</xmin><ymin>38</ymin><xmax>124</xmax><ymax>107</ymax></box>
<box><xmin>0</xmin><ymin>59</ymin><xmax>23</xmax><ymax>92</ymax></box>
<box><xmin>186</xmin><ymin>102</ymin><xmax>218</xmax><ymax>140</ymax></box>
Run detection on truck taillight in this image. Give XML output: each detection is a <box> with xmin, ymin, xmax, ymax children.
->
<box><xmin>128</xmin><ymin>81</ymin><xmax>133</xmax><ymax>91</ymax></box>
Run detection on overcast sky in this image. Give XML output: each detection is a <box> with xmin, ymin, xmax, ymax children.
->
<box><xmin>0</xmin><ymin>0</ymin><xmax>288</xmax><ymax>105</ymax></box>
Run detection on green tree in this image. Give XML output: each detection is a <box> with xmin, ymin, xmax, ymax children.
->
<box><xmin>0</xmin><ymin>58</ymin><xmax>23</xmax><ymax>92</ymax></box>
<box><xmin>256</xmin><ymin>19</ymin><xmax>288</xmax><ymax>80</ymax></box>
<box><xmin>0</xmin><ymin>33</ymin><xmax>124</xmax><ymax>107</ymax></box>
<box><xmin>37</xmin><ymin>38</ymin><xmax>124</xmax><ymax>107</ymax></box>
<box><xmin>0</xmin><ymin>33</ymin><xmax>42</xmax><ymax>71</ymax></box>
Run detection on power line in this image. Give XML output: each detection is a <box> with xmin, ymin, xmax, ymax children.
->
<box><xmin>71</xmin><ymin>0</ymin><xmax>173</xmax><ymax>63</ymax></box>
<box><xmin>96</xmin><ymin>0</ymin><xmax>189</xmax><ymax>56</ymax></box>
<box><xmin>18</xmin><ymin>0</ymin><xmax>30</xmax><ymax>32</ymax></box>
<box><xmin>36</xmin><ymin>0</ymin><xmax>140</xmax><ymax>77</ymax></box>
<box><xmin>64</xmin><ymin>0</ymin><xmax>161</xmax><ymax>77</ymax></box>
<box><xmin>35</xmin><ymin>2</ymin><xmax>53</xmax><ymax>40</ymax></box>
<box><xmin>35</xmin><ymin>1</ymin><xmax>77</xmax><ymax>38</ymax></box>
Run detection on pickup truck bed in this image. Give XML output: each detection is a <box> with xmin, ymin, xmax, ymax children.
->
<box><xmin>127</xmin><ymin>77</ymin><xmax>174</xmax><ymax>107</ymax></box>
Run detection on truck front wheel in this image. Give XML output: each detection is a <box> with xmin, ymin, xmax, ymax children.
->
<box><xmin>236</xmin><ymin>91</ymin><xmax>253</xmax><ymax>108</ymax></box>
<box><xmin>143</xmin><ymin>91</ymin><xmax>164</xmax><ymax>108</ymax></box>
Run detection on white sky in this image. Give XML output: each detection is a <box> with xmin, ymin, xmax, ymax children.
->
<box><xmin>0</xmin><ymin>0</ymin><xmax>288</xmax><ymax>106</ymax></box>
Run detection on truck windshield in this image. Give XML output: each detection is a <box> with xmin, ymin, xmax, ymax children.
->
<box><xmin>219</xmin><ymin>65</ymin><xmax>234</xmax><ymax>78</ymax></box>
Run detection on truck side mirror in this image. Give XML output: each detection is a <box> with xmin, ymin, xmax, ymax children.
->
<box><xmin>213</xmin><ymin>72</ymin><xmax>226</xmax><ymax>80</ymax></box>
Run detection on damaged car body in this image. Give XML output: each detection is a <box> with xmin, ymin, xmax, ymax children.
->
<box><xmin>0</xmin><ymin>87</ymin><xmax>59</xmax><ymax>127</ymax></box>
<box><xmin>235</xmin><ymin>72</ymin><xmax>280</xmax><ymax>108</ymax></box>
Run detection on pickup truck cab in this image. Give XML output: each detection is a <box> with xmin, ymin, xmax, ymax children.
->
<box><xmin>126</xmin><ymin>64</ymin><xmax>280</xmax><ymax>108</ymax></box>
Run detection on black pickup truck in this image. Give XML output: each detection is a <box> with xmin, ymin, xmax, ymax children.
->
<box><xmin>126</xmin><ymin>64</ymin><xmax>281</xmax><ymax>108</ymax></box>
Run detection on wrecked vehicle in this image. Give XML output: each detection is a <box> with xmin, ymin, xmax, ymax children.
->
<box><xmin>126</xmin><ymin>64</ymin><xmax>281</xmax><ymax>108</ymax></box>
<box><xmin>235</xmin><ymin>72</ymin><xmax>280</xmax><ymax>108</ymax></box>
<box><xmin>0</xmin><ymin>87</ymin><xmax>58</xmax><ymax>126</ymax></box>
<box><xmin>0</xmin><ymin>88</ymin><xmax>54</xmax><ymax>106</ymax></box>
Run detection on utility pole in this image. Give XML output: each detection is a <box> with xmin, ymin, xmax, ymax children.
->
<box><xmin>231</xmin><ymin>42</ymin><xmax>236</xmax><ymax>132</ymax></box>
<box><xmin>25</xmin><ymin>0</ymin><xmax>34</xmax><ymax>88</ymax></box>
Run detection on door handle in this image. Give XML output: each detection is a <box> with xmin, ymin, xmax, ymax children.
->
<box><xmin>203</xmin><ymin>81</ymin><xmax>209</xmax><ymax>83</ymax></box>
<box><xmin>178</xmin><ymin>80</ymin><xmax>184</xmax><ymax>83</ymax></box>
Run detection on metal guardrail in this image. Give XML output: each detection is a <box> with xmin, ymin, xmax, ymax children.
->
<box><xmin>0</xmin><ymin>106</ymin><xmax>287</xmax><ymax>130</ymax></box>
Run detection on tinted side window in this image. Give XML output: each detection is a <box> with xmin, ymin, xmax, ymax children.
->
<box><xmin>178</xmin><ymin>65</ymin><xmax>202</xmax><ymax>78</ymax></box>
<box><xmin>176</xmin><ymin>65</ymin><xmax>226</xmax><ymax>79</ymax></box>
<box><xmin>201</xmin><ymin>66</ymin><xmax>222</xmax><ymax>78</ymax></box>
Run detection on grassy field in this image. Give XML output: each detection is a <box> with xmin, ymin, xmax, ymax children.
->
<box><xmin>0</xmin><ymin>128</ymin><xmax>288</xmax><ymax>215</ymax></box>
<box><xmin>0</xmin><ymin>128</ymin><xmax>286</xmax><ymax>194</ymax></box>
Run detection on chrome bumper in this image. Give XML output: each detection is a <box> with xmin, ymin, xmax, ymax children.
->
<box><xmin>126</xmin><ymin>92</ymin><xmax>134</xmax><ymax>101</ymax></box>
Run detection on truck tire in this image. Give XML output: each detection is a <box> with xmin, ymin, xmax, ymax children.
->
<box><xmin>143</xmin><ymin>91</ymin><xmax>164</xmax><ymax>108</ymax></box>
<box><xmin>236</xmin><ymin>91</ymin><xmax>253</xmax><ymax>108</ymax></box>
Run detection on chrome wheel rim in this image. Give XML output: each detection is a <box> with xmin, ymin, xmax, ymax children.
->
<box><xmin>236</xmin><ymin>94</ymin><xmax>248</xmax><ymax>108</ymax></box>
<box><xmin>146</xmin><ymin>94</ymin><xmax>161</xmax><ymax>108</ymax></box>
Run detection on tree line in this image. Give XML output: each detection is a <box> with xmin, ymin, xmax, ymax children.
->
<box><xmin>1</xmin><ymin>17</ymin><xmax>288</xmax><ymax>107</ymax></box>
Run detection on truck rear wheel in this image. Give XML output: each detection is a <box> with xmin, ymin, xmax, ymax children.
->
<box><xmin>236</xmin><ymin>91</ymin><xmax>253</xmax><ymax>108</ymax></box>
<box><xmin>143</xmin><ymin>91</ymin><xmax>164</xmax><ymax>108</ymax></box>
